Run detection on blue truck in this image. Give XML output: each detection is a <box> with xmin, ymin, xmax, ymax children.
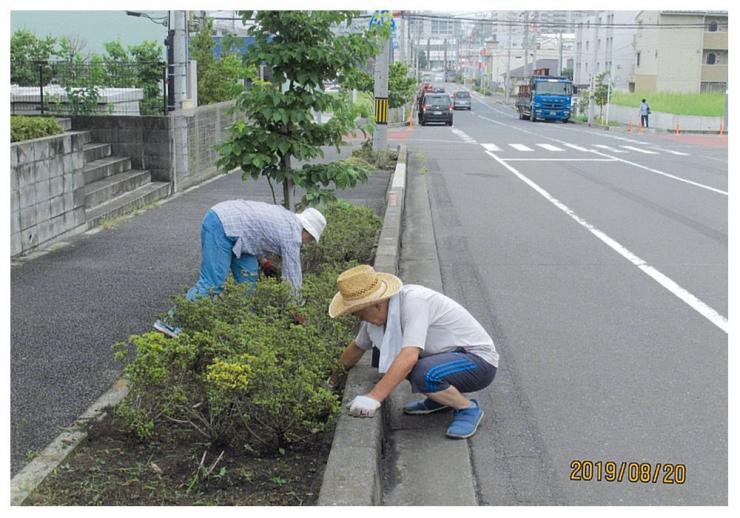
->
<box><xmin>515</xmin><ymin>68</ymin><xmax>574</xmax><ymax>122</ymax></box>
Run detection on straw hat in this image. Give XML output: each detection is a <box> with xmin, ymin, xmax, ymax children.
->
<box><xmin>328</xmin><ymin>265</ymin><xmax>403</xmax><ymax>318</ymax></box>
<box><xmin>296</xmin><ymin>208</ymin><xmax>326</xmax><ymax>242</ymax></box>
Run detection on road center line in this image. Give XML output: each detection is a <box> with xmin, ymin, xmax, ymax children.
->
<box><xmin>484</xmin><ymin>149</ymin><xmax>728</xmax><ymax>334</ymax></box>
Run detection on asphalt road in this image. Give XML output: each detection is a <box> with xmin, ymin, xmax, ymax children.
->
<box><xmin>10</xmin><ymin>143</ymin><xmax>389</xmax><ymax>476</ymax></box>
<box><xmin>393</xmin><ymin>87</ymin><xmax>727</xmax><ymax>504</ymax></box>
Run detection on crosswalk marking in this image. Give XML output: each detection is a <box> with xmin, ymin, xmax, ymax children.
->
<box><xmin>536</xmin><ymin>144</ymin><xmax>564</xmax><ymax>152</ymax></box>
<box><xmin>657</xmin><ymin>148</ymin><xmax>690</xmax><ymax>156</ymax></box>
<box><xmin>563</xmin><ymin>143</ymin><xmax>590</xmax><ymax>152</ymax></box>
<box><xmin>473</xmin><ymin>141</ymin><xmax>688</xmax><ymax>157</ymax></box>
<box><xmin>510</xmin><ymin>144</ymin><xmax>534</xmax><ymax>152</ymax></box>
<box><xmin>451</xmin><ymin>128</ymin><xmax>477</xmax><ymax>144</ymax></box>
<box><xmin>620</xmin><ymin>145</ymin><xmax>659</xmax><ymax>155</ymax></box>
<box><xmin>593</xmin><ymin>144</ymin><xmax>627</xmax><ymax>153</ymax></box>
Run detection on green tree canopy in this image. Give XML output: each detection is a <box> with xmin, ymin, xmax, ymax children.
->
<box><xmin>217</xmin><ymin>11</ymin><xmax>389</xmax><ymax>210</ymax></box>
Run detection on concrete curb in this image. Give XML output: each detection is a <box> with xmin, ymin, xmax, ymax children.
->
<box><xmin>317</xmin><ymin>144</ymin><xmax>407</xmax><ymax>506</ymax></box>
<box><xmin>10</xmin><ymin>378</ymin><xmax>130</xmax><ymax>505</ymax></box>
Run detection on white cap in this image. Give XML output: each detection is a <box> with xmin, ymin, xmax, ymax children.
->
<box><xmin>296</xmin><ymin>208</ymin><xmax>327</xmax><ymax>242</ymax></box>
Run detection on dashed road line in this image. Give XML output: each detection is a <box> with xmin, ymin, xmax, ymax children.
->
<box><xmin>481</xmin><ymin>143</ymin><xmax>501</xmax><ymax>152</ymax></box>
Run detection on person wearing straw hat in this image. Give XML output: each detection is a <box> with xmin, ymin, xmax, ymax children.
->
<box><xmin>154</xmin><ymin>200</ymin><xmax>326</xmax><ymax>338</ymax></box>
<box><xmin>328</xmin><ymin>265</ymin><xmax>498</xmax><ymax>439</ymax></box>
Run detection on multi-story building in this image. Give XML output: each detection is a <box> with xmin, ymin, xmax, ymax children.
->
<box><xmin>631</xmin><ymin>11</ymin><xmax>728</xmax><ymax>93</ymax></box>
<box><xmin>574</xmin><ymin>11</ymin><xmax>639</xmax><ymax>90</ymax></box>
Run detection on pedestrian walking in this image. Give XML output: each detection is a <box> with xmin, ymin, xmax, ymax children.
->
<box><xmin>154</xmin><ymin>200</ymin><xmax>326</xmax><ymax>337</ymax></box>
<box><xmin>327</xmin><ymin>265</ymin><xmax>498</xmax><ymax>439</ymax></box>
<box><xmin>640</xmin><ymin>98</ymin><xmax>651</xmax><ymax>128</ymax></box>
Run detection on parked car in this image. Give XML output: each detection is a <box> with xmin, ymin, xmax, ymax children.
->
<box><xmin>418</xmin><ymin>93</ymin><xmax>453</xmax><ymax>126</ymax></box>
<box><xmin>432</xmin><ymin>85</ymin><xmax>445</xmax><ymax>93</ymax></box>
<box><xmin>453</xmin><ymin>90</ymin><xmax>472</xmax><ymax>110</ymax></box>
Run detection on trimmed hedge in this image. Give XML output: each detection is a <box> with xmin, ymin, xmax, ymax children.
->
<box><xmin>114</xmin><ymin>201</ymin><xmax>382</xmax><ymax>452</ymax></box>
<box><xmin>11</xmin><ymin>116</ymin><xmax>63</xmax><ymax>142</ymax></box>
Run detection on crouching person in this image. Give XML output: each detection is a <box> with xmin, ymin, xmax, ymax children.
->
<box><xmin>328</xmin><ymin>265</ymin><xmax>498</xmax><ymax>439</ymax></box>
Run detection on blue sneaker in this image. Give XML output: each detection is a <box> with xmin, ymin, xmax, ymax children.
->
<box><xmin>403</xmin><ymin>398</ymin><xmax>449</xmax><ymax>415</ymax></box>
<box><xmin>446</xmin><ymin>399</ymin><xmax>484</xmax><ymax>439</ymax></box>
<box><xmin>153</xmin><ymin>319</ymin><xmax>182</xmax><ymax>338</ymax></box>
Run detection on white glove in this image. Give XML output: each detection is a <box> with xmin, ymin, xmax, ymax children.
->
<box><xmin>347</xmin><ymin>395</ymin><xmax>381</xmax><ymax>417</ymax></box>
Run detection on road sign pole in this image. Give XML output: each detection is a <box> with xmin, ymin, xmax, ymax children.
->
<box><xmin>373</xmin><ymin>36</ymin><xmax>390</xmax><ymax>151</ymax></box>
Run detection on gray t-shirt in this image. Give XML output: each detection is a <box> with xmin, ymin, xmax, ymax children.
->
<box><xmin>354</xmin><ymin>284</ymin><xmax>499</xmax><ymax>367</ymax></box>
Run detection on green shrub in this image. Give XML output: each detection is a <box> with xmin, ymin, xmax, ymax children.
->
<box><xmin>11</xmin><ymin>116</ymin><xmax>63</xmax><ymax>142</ymax></box>
<box><xmin>301</xmin><ymin>200</ymin><xmax>382</xmax><ymax>273</ymax></box>
<box><xmin>114</xmin><ymin>202</ymin><xmax>376</xmax><ymax>452</ymax></box>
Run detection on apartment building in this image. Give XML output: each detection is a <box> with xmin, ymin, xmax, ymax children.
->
<box><xmin>631</xmin><ymin>11</ymin><xmax>727</xmax><ymax>93</ymax></box>
<box><xmin>574</xmin><ymin>11</ymin><xmax>639</xmax><ymax>90</ymax></box>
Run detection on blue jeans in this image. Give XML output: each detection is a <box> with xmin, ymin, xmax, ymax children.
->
<box><xmin>185</xmin><ymin>209</ymin><xmax>259</xmax><ymax>301</ymax></box>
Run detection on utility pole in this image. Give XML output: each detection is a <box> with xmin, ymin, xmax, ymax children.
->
<box><xmin>587</xmin><ymin>11</ymin><xmax>599</xmax><ymax>126</ymax></box>
<box><xmin>523</xmin><ymin>12</ymin><xmax>529</xmax><ymax>78</ymax></box>
<box><xmin>531</xmin><ymin>11</ymin><xmax>538</xmax><ymax>73</ymax></box>
<box><xmin>505</xmin><ymin>12</ymin><xmax>512</xmax><ymax>103</ymax></box>
<box><xmin>373</xmin><ymin>35</ymin><xmax>390</xmax><ymax>151</ymax></box>
<box><xmin>172</xmin><ymin>10</ymin><xmax>189</xmax><ymax>194</ymax></box>
<box><xmin>558</xmin><ymin>30</ymin><xmax>563</xmax><ymax>75</ymax></box>
<box><xmin>443</xmin><ymin>38</ymin><xmax>448</xmax><ymax>81</ymax></box>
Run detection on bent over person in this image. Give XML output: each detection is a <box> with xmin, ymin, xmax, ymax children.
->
<box><xmin>154</xmin><ymin>200</ymin><xmax>326</xmax><ymax>337</ymax></box>
<box><xmin>328</xmin><ymin>265</ymin><xmax>498</xmax><ymax>439</ymax></box>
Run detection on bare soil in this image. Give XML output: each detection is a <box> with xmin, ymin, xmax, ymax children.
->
<box><xmin>26</xmin><ymin>410</ymin><xmax>331</xmax><ymax>506</ymax></box>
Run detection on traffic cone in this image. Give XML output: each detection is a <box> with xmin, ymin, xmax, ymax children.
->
<box><xmin>675</xmin><ymin>117</ymin><xmax>680</xmax><ymax>135</ymax></box>
<box><xmin>719</xmin><ymin>119</ymin><xmax>724</xmax><ymax>135</ymax></box>
<box><xmin>627</xmin><ymin>120</ymin><xmax>632</xmax><ymax>133</ymax></box>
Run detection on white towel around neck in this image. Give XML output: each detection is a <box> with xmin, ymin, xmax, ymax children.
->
<box><xmin>365</xmin><ymin>293</ymin><xmax>403</xmax><ymax>374</ymax></box>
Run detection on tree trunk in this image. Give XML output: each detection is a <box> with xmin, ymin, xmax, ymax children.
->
<box><xmin>282</xmin><ymin>155</ymin><xmax>295</xmax><ymax>211</ymax></box>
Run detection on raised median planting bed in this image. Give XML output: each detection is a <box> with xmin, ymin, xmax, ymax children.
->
<box><xmin>24</xmin><ymin>200</ymin><xmax>383</xmax><ymax>506</ymax></box>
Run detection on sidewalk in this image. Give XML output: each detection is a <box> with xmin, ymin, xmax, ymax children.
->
<box><xmin>10</xmin><ymin>143</ymin><xmax>390</xmax><ymax>475</ymax></box>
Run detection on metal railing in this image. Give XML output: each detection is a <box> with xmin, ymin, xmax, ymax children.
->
<box><xmin>10</xmin><ymin>60</ymin><xmax>168</xmax><ymax>116</ymax></box>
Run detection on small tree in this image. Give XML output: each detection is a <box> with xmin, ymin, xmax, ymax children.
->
<box><xmin>594</xmin><ymin>71</ymin><xmax>609</xmax><ymax>120</ymax></box>
<box><xmin>417</xmin><ymin>49</ymin><xmax>428</xmax><ymax>70</ymax></box>
<box><xmin>217</xmin><ymin>11</ymin><xmax>388</xmax><ymax>210</ymax></box>
<box><xmin>190</xmin><ymin>17</ymin><xmax>257</xmax><ymax>106</ymax></box>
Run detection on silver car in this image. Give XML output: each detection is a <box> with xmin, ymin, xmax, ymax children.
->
<box><xmin>453</xmin><ymin>91</ymin><xmax>472</xmax><ymax>110</ymax></box>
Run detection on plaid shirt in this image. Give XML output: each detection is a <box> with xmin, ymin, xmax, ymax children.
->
<box><xmin>212</xmin><ymin>200</ymin><xmax>304</xmax><ymax>291</ymax></box>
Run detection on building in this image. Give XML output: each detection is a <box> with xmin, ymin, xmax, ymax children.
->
<box><xmin>573</xmin><ymin>11</ymin><xmax>639</xmax><ymax>91</ymax></box>
<box><xmin>631</xmin><ymin>11</ymin><xmax>728</xmax><ymax>93</ymax></box>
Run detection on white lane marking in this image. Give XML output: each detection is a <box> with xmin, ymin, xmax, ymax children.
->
<box><xmin>510</xmin><ymin>143</ymin><xmax>534</xmax><ymax>152</ymax></box>
<box><xmin>563</xmin><ymin>143</ymin><xmax>591</xmax><ymax>152</ymax></box>
<box><xmin>503</xmin><ymin>158</ymin><xmax>616</xmax><ymax>162</ymax></box>
<box><xmin>657</xmin><ymin>148</ymin><xmax>691</xmax><ymax>156</ymax></box>
<box><xmin>481</xmin><ymin>143</ymin><xmax>501</xmax><ymax>152</ymax></box>
<box><xmin>585</xmin><ymin>148</ymin><xmax>727</xmax><ymax>196</ymax></box>
<box><xmin>451</xmin><ymin>127</ymin><xmax>477</xmax><ymax>144</ymax></box>
<box><xmin>484</xmin><ymin>149</ymin><xmax>728</xmax><ymax>334</ymax></box>
<box><xmin>537</xmin><ymin>143</ymin><xmax>564</xmax><ymax>152</ymax></box>
<box><xmin>474</xmin><ymin>113</ymin><xmax>726</xmax><ymax>195</ymax></box>
<box><xmin>593</xmin><ymin>144</ymin><xmax>627</xmax><ymax>153</ymax></box>
<box><xmin>620</xmin><ymin>145</ymin><xmax>659</xmax><ymax>155</ymax></box>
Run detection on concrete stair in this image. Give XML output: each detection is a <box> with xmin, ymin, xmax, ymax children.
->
<box><xmin>82</xmin><ymin>139</ymin><xmax>169</xmax><ymax>229</ymax></box>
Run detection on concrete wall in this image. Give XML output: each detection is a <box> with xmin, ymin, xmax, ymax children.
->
<box><xmin>70</xmin><ymin>116</ymin><xmax>173</xmax><ymax>183</ymax></box>
<box><xmin>11</xmin><ymin>132</ymin><xmax>87</xmax><ymax>257</ymax></box>
<box><xmin>606</xmin><ymin>103</ymin><xmax>724</xmax><ymax>132</ymax></box>
<box><xmin>178</xmin><ymin>101</ymin><xmax>238</xmax><ymax>192</ymax></box>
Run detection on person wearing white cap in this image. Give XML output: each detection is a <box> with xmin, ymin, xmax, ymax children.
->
<box><xmin>328</xmin><ymin>265</ymin><xmax>498</xmax><ymax>439</ymax></box>
<box><xmin>154</xmin><ymin>200</ymin><xmax>326</xmax><ymax>338</ymax></box>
